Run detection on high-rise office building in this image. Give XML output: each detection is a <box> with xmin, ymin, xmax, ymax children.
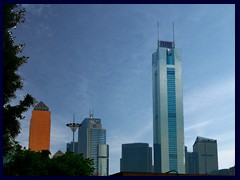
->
<box><xmin>78</xmin><ymin>113</ymin><xmax>109</xmax><ymax>176</ymax></box>
<box><xmin>66</xmin><ymin>142</ymin><xmax>78</xmax><ymax>154</ymax></box>
<box><xmin>152</xmin><ymin>37</ymin><xmax>184</xmax><ymax>173</ymax></box>
<box><xmin>29</xmin><ymin>101</ymin><xmax>51</xmax><ymax>151</ymax></box>
<box><xmin>185</xmin><ymin>146</ymin><xmax>197</xmax><ymax>174</ymax></box>
<box><xmin>120</xmin><ymin>143</ymin><xmax>152</xmax><ymax>172</ymax></box>
<box><xmin>193</xmin><ymin>136</ymin><xmax>218</xmax><ymax>174</ymax></box>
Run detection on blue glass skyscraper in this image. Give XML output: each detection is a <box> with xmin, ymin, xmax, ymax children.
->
<box><xmin>152</xmin><ymin>38</ymin><xmax>185</xmax><ymax>173</ymax></box>
<box><xmin>78</xmin><ymin>113</ymin><xmax>109</xmax><ymax>176</ymax></box>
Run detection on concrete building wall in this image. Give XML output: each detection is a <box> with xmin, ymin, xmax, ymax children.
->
<box><xmin>193</xmin><ymin>136</ymin><xmax>218</xmax><ymax>174</ymax></box>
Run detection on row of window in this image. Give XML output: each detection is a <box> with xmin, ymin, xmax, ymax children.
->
<box><xmin>167</xmin><ymin>68</ymin><xmax>178</xmax><ymax>169</ymax></box>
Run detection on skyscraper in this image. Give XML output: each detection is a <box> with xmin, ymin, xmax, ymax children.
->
<box><xmin>29</xmin><ymin>101</ymin><xmax>51</xmax><ymax>152</ymax></box>
<box><xmin>66</xmin><ymin>142</ymin><xmax>78</xmax><ymax>154</ymax></box>
<box><xmin>185</xmin><ymin>146</ymin><xmax>197</xmax><ymax>174</ymax></box>
<box><xmin>152</xmin><ymin>35</ymin><xmax>184</xmax><ymax>173</ymax></box>
<box><xmin>78</xmin><ymin>113</ymin><xmax>109</xmax><ymax>176</ymax></box>
<box><xmin>120</xmin><ymin>143</ymin><xmax>152</xmax><ymax>172</ymax></box>
<box><xmin>193</xmin><ymin>136</ymin><xmax>218</xmax><ymax>174</ymax></box>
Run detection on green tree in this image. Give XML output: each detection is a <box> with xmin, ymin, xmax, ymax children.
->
<box><xmin>3</xmin><ymin>4</ymin><xmax>36</xmax><ymax>156</ymax></box>
<box><xmin>48</xmin><ymin>151</ymin><xmax>94</xmax><ymax>176</ymax></box>
<box><xmin>3</xmin><ymin>145</ymin><xmax>50</xmax><ymax>176</ymax></box>
<box><xmin>3</xmin><ymin>147</ymin><xmax>94</xmax><ymax>176</ymax></box>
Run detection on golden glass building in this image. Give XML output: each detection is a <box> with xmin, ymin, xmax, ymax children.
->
<box><xmin>29</xmin><ymin>101</ymin><xmax>51</xmax><ymax>151</ymax></box>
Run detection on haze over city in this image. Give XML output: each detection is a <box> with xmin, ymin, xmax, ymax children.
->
<box><xmin>12</xmin><ymin>4</ymin><xmax>235</xmax><ymax>174</ymax></box>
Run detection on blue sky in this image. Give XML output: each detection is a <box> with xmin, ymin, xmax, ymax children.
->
<box><xmin>13</xmin><ymin>4</ymin><xmax>235</xmax><ymax>174</ymax></box>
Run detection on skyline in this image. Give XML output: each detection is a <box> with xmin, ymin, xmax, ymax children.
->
<box><xmin>12</xmin><ymin>4</ymin><xmax>235</xmax><ymax>174</ymax></box>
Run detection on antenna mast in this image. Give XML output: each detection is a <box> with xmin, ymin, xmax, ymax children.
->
<box><xmin>90</xmin><ymin>109</ymin><xmax>94</xmax><ymax>119</ymax></box>
<box><xmin>172</xmin><ymin>22</ymin><xmax>175</xmax><ymax>48</ymax></box>
<box><xmin>157</xmin><ymin>21</ymin><xmax>159</xmax><ymax>44</ymax></box>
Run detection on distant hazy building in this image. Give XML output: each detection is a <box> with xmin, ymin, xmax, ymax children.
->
<box><xmin>53</xmin><ymin>150</ymin><xmax>64</xmax><ymax>158</ymax></box>
<box><xmin>78</xmin><ymin>113</ymin><xmax>109</xmax><ymax>176</ymax></box>
<box><xmin>66</xmin><ymin>142</ymin><xmax>78</xmax><ymax>154</ymax></box>
<box><xmin>152</xmin><ymin>37</ymin><xmax>185</xmax><ymax>173</ymax></box>
<box><xmin>193</xmin><ymin>136</ymin><xmax>218</xmax><ymax>174</ymax></box>
<box><xmin>120</xmin><ymin>143</ymin><xmax>152</xmax><ymax>173</ymax></box>
<box><xmin>210</xmin><ymin>166</ymin><xmax>235</xmax><ymax>176</ymax></box>
<box><xmin>185</xmin><ymin>146</ymin><xmax>197</xmax><ymax>174</ymax></box>
<box><xmin>29</xmin><ymin>101</ymin><xmax>51</xmax><ymax>152</ymax></box>
<box><xmin>229</xmin><ymin>166</ymin><xmax>235</xmax><ymax>176</ymax></box>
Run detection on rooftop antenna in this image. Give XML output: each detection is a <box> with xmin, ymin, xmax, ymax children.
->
<box><xmin>90</xmin><ymin>109</ymin><xmax>94</xmax><ymax>119</ymax></box>
<box><xmin>157</xmin><ymin>21</ymin><xmax>159</xmax><ymax>46</ymax></box>
<box><xmin>172</xmin><ymin>22</ymin><xmax>175</xmax><ymax>48</ymax></box>
<box><xmin>73</xmin><ymin>113</ymin><xmax>75</xmax><ymax>123</ymax></box>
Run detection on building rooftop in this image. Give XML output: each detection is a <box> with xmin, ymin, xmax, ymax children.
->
<box><xmin>53</xmin><ymin>150</ymin><xmax>64</xmax><ymax>158</ymax></box>
<box><xmin>34</xmin><ymin>101</ymin><xmax>49</xmax><ymax>111</ymax></box>
<box><xmin>110</xmin><ymin>172</ymin><xmax>218</xmax><ymax>176</ymax></box>
<box><xmin>122</xmin><ymin>142</ymin><xmax>149</xmax><ymax>146</ymax></box>
<box><xmin>194</xmin><ymin>136</ymin><xmax>217</xmax><ymax>146</ymax></box>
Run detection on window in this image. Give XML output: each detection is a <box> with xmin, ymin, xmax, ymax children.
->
<box><xmin>167</xmin><ymin>49</ymin><xmax>174</xmax><ymax>65</ymax></box>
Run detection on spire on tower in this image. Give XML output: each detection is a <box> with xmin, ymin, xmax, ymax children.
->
<box><xmin>157</xmin><ymin>21</ymin><xmax>159</xmax><ymax>47</ymax></box>
<box><xmin>90</xmin><ymin>109</ymin><xmax>94</xmax><ymax>119</ymax></box>
<box><xmin>172</xmin><ymin>22</ymin><xmax>175</xmax><ymax>48</ymax></box>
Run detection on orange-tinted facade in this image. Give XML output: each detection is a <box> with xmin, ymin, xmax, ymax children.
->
<box><xmin>29</xmin><ymin>101</ymin><xmax>51</xmax><ymax>152</ymax></box>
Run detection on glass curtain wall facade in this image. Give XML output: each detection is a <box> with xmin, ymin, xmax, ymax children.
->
<box><xmin>66</xmin><ymin>142</ymin><xmax>78</xmax><ymax>154</ymax></box>
<box><xmin>185</xmin><ymin>146</ymin><xmax>198</xmax><ymax>174</ymax></box>
<box><xmin>152</xmin><ymin>40</ymin><xmax>184</xmax><ymax>173</ymax></box>
<box><xmin>78</xmin><ymin>115</ymin><xmax>109</xmax><ymax>176</ymax></box>
<box><xmin>120</xmin><ymin>143</ymin><xmax>152</xmax><ymax>172</ymax></box>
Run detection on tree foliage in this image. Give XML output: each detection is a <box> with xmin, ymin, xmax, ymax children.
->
<box><xmin>3</xmin><ymin>146</ymin><xmax>94</xmax><ymax>176</ymax></box>
<box><xmin>48</xmin><ymin>151</ymin><xmax>94</xmax><ymax>176</ymax></box>
<box><xmin>3</xmin><ymin>4</ymin><xmax>36</xmax><ymax>156</ymax></box>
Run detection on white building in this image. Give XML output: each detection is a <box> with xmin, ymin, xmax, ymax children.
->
<box><xmin>152</xmin><ymin>39</ymin><xmax>185</xmax><ymax>173</ymax></box>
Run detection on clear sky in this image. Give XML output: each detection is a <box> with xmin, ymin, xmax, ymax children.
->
<box><xmin>13</xmin><ymin>4</ymin><xmax>235</xmax><ymax>174</ymax></box>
